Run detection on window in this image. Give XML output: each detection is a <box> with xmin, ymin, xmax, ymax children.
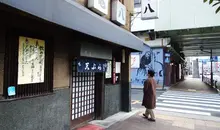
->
<box><xmin>134</xmin><ymin>0</ymin><xmax>141</xmax><ymax>7</ymax></box>
<box><xmin>4</xmin><ymin>31</ymin><xmax>53</xmax><ymax>99</ymax></box>
<box><xmin>134</xmin><ymin>0</ymin><xmax>141</xmax><ymax>5</ymax></box>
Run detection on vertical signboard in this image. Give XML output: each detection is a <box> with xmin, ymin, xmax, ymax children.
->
<box><xmin>212</xmin><ymin>56</ymin><xmax>218</xmax><ymax>62</ymax></box>
<box><xmin>112</xmin><ymin>58</ymin><xmax>116</xmax><ymax>84</ymax></box>
<box><xmin>105</xmin><ymin>60</ymin><xmax>112</xmax><ymax>78</ymax></box>
<box><xmin>179</xmin><ymin>64</ymin><xmax>182</xmax><ymax>80</ymax></box>
<box><xmin>88</xmin><ymin>0</ymin><xmax>109</xmax><ymax>15</ymax></box>
<box><xmin>141</xmin><ymin>0</ymin><xmax>159</xmax><ymax>20</ymax></box>
<box><xmin>131</xmin><ymin>53</ymin><xmax>140</xmax><ymax>68</ymax></box>
<box><xmin>164</xmin><ymin>53</ymin><xmax>170</xmax><ymax>63</ymax></box>
<box><xmin>18</xmin><ymin>36</ymin><xmax>45</xmax><ymax>85</ymax></box>
<box><xmin>152</xmin><ymin>49</ymin><xmax>164</xmax><ymax>86</ymax></box>
<box><xmin>112</xmin><ymin>0</ymin><xmax>126</xmax><ymax>25</ymax></box>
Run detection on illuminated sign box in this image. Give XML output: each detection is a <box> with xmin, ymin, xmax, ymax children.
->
<box><xmin>111</xmin><ymin>1</ymin><xmax>126</xmax><ymax>25</ymax></box>
<box><xmin>88</xmin><ymin>0</ymin><xmax>109</xmax><ymax>16</ymax></box>
<box><xmin>141</xmin><ymin>0</ymin><xmax>159</xmax><ymax>20</ymax></box>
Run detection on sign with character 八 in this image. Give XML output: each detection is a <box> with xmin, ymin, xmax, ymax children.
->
<box><xmin>141</xmin><ymin>0</ymin><xmax>159</xmax><ymax>20</ymax></box>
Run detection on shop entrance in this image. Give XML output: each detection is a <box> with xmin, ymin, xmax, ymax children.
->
<box><xmin>71</xmin><ymin>61</ymin><xmax>95</xmax><ymax>126</ymax></box>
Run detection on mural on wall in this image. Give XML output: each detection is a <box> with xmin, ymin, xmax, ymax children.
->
<box><xmin>152</xmin><ymin>49</ymin><xmax>164</xmax><ymax>86</ymax></box>
<box><xmin>131</xmin><ymin>46</ymin><xmax>164</xmax><ymax>88</ymax></box>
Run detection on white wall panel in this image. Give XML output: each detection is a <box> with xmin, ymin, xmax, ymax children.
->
<box><xmin>132</xmin><ymin>0</ymin><xmax>220</xmax><ymax>32</ymax></box>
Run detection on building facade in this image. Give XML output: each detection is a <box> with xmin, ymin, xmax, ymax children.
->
<box><xmin>130</xmin><ymin>33</ymin><xmax>184</xmax><ymax>89</ymax></box>
<box><xmin>0</xmin><ymin>0</ymin><xmax>144</xmax><ymax>130</ymax></box>
<box><xmin>131</xmin><ymin>45</ymin><xmax>165</xmax><ymax>88</ymax></box>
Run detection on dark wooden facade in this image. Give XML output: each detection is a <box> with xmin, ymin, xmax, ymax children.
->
<box><xmin>0</xmin><ymin>4</ymin><xmax>132</xmax><ymax>130</ymax></box>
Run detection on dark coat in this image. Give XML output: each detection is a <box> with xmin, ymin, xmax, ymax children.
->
<box><xmin>142</xmin><ymin>78</ymin><xmax>156</xmax><ymax>109</ymax></box>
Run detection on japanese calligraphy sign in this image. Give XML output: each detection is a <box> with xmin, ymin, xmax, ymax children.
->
<box><xmin>112</xmin><ymin>58</ymin><xmax>116</xmax><ymax>84</ymax></box>
<box><xmin>105</xmin><ymin>61</ymin><xmax>112</xmax><ymax>78</ymax></box>
<box><xmin>77</xmin><ymin>58</ymin><xmax>107</xmax><ymax>73</ymax></box>
<box><xmin>141</xmin><ymin>0</ymin><xmax>159</xmax><ymax>20</ymax></box>
<box><xmin>18</xmin><ymin>36</ymin><xmax>45</xmax><ymax>85</ymax></box>
<box><xmin>131</xmin><ymin>53</ymin><xmax>140</xmax><ymax>68</ymax></box>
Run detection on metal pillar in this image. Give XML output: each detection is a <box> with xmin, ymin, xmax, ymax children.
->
<box><xmin>210</xmin><ymin>49</ymin><xmax>213</xmax><ymax>87</ymax></box>
<box><xmin>202</xmin><ymin>62</ymin><xmax>204</xmax><ymax>82</ymax></box>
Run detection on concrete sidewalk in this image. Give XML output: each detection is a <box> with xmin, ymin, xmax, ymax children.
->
<box><xmin>83</xmin><ymin>108</ymin><xmax>220</xmax><ymax>130</ymax></box>
<box><xmin>106</xmin><ymin>109</ymin><xmax>220</xmax><ymax>130</ymax></box>
<box><xmin>170</xmin><ymin>77</ymin><xmax>217</xmax><ymax>94</ymax></box>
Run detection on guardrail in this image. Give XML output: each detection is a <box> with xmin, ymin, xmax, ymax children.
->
<box><xmin>203</xmin><ymin>75</ymin><xmax>220</xmax><ymax>93</ymax></box>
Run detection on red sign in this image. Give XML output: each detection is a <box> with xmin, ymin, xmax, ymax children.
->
<box><xmin>112</xmin><ymin>58</ymin><xmax>116</xmax><ymax>84</ymax></box>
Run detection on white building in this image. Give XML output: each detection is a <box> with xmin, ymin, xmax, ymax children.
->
<box><xmin>132</xmin><ymin>0</ymin><xmax>220</xmax><ymax>32</ymax></box>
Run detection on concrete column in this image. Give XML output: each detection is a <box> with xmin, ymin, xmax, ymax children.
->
<box><xmin>192</xmin><ymin>59</ymin><xmax>200</xmax><ymax>78</ymax></box>
<box><xmin>121</xmin><ymin>49</ymin><xmax>131</xmax><ymax>112</ymax></box>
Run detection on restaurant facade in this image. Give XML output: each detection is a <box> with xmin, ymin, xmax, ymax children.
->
<box><xmin>0</xmin><ymin>0</ymin><xmax>144</xmax><ymax>130</ymax></box>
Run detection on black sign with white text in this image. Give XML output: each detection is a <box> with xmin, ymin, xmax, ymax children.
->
<box><xmin>77</xmin><ymin>58</ymin><xmax>107</xmax><ymax>73</ymax></box>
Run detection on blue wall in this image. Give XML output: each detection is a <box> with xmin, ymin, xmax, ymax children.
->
<box><xmin>131</xmin><ymin>46</ymin><xmax>164</xmax><ymax>88</ymax></box>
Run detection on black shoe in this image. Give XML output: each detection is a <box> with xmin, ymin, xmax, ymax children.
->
<box><xmin>143</xmin><ymin>114</ymin><xmax>148</xmax><ymax>118</ymax></box>
<box><xmin>148</xmin><ymin>118</ymin><xmax>156</xmax><ymax>122</ymax></box>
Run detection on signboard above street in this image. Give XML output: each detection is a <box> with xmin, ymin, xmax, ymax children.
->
<box><xmin>88</xmin><ymin>0</ymin><xmax>109</xmax><ymax>16</ymax></box>
<box><xmin>131</xmin><ymin>53</ymin><xmax>140</xmax><ymax>68</ymax></box>
<box><xmin>112</xmin><ymin>0</ymin><xmax>126</xmax><ymax>25</ymax></box>
<box><xmin>141</xmin><ymin>0</ymin><xmax>159</xmax><ymax>20</ymax></box>
<box><xmin>77</xmin><ymin>58</ymin><xmax>107</xmax><ymax>73</ymax></box>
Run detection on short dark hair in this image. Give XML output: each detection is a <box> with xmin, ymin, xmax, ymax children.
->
<box><xmin>148</xmin><ymin>70</ymin><xmax>155</xmax><ymax>77</ymax></box>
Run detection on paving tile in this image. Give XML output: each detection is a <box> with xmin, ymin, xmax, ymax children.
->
<box><xmin>172</xmin><ymin>121</ymin><xmax>185</xmax><ymax>127</ymax></box>
<box><xmin>205</xmin><ymin>121</ymin><xmax>220</xmax><ymax>128</ymax></box>
<box><xmin>107</xmin><ymin>111</ymin><xmax>220</xmax><ymax>130</ymax></box>
<box><xmin>195</xmin><ymin>125</ymin><xmax>207</xmax><ymax>130</ymax></box>
<box><xmin>174</xmin><ymin>117</ymin><xmax>186</xmax><ymax>121</ymax></box>
<box><xmin>184</xmin><ymin>119</ymin><xmax>195</xmax><ymax>124</ymax></box>
<box><xmin>195</xmin><ymin>120</ymin><xmax>206</xmax><ymax>126</ymax></box>
<box><xmin>206</xmin><ymin>127</ymin><xmax>220</xmax><ymax>130</ymax></box>
<box><xmin>170</xmin><ymin>126</ymin><xmax>189</xmax><ymax>130</ymax></box>
<box><xmin>155</xmin><ymin>125</ymin><xmax>171</xmax><ymax>130</ymax></box>
<box><xmin>182</xmin><ymin>123</ymin><xmax>195</xmax><ymax>130</ymax></box>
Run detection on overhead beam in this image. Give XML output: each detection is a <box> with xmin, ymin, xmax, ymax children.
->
<box><xmin>180</xmin><ymin>40</ymin><xmax>220</xmax><ymax>45</ymax></box>
<box><xmin>182</xmin><ymin>46</ymin><xmax>220</xmax><ymax>50</ymax></box>
<box><xmin>184</xmin><ymin>52</ymin><xmax>220</xmax><ymax>56</ymax></box>
<box><xmin>181</xmin><ymin>49</ymin><xmax>220</xmax><ymax>53</ymax></box>
<box><xmin>173</xmin><ymin>37</ymin><xmax>220</xmax><ymax>42</ymax></box>
<box><xmin>159</xmin><ymin>27</ymin><xmax>220</xmax><ymax>38</ymax></box>
<box><xmin>177</xmin><ymin>32</ymin><xmax>220</xmax><ymax>38</ymax></box>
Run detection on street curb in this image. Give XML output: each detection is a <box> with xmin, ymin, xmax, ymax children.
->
<box><xmin>89</xmin><ymin>109</ymin><xmax>140</xmax><ymax>129</ymax></box>
<box><xmin>131</xmin><ymin>88</ymin><xmax>168</xmax><ymax>91</ymax></box>
<box><xmin>138</xmin><ymin>109</ymin><xmax>220</xmax><ymax>122</ymax></box>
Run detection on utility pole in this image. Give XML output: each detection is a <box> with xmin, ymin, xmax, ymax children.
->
<box><xmin>210</xmin><ymin>49</ymin><xmax>213</xmax><ymax>87</ymax></box>
<box><xmin>202</xmin><ymin>61</ymin><xmax>204</xmax><ymax>82</ymax></box>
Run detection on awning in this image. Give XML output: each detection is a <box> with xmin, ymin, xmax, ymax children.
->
<box><xmin>1</xmin><ymin>0</ymin><xmax>144</xmax><ymax>51</ymax></box>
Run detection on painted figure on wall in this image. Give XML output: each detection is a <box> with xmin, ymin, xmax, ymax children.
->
<box><xmin>152</xmin><ymin>49</ymin><xmax>164</xmax><ymax>86</ymax></box>
<box><xmin>136</xmin><ymin>50</ymin><xmax>153</xmax><ymax>76</ymax></box>
<box><xmin>131</xmin><ymin>47</ymin><xmax>164</xmax><ymax>88</ymax></box>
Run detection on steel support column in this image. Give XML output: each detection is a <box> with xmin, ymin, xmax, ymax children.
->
<box><xmin>211</xmin><ymin>49</ymin><xmax>213</xmax><ymax>87</ymax></box>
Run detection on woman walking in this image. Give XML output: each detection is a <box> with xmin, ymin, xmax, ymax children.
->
<box><xmin>142</xmin><ymin>70</ymin><xmax>157</xmax><ymax>122</ymax></box>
